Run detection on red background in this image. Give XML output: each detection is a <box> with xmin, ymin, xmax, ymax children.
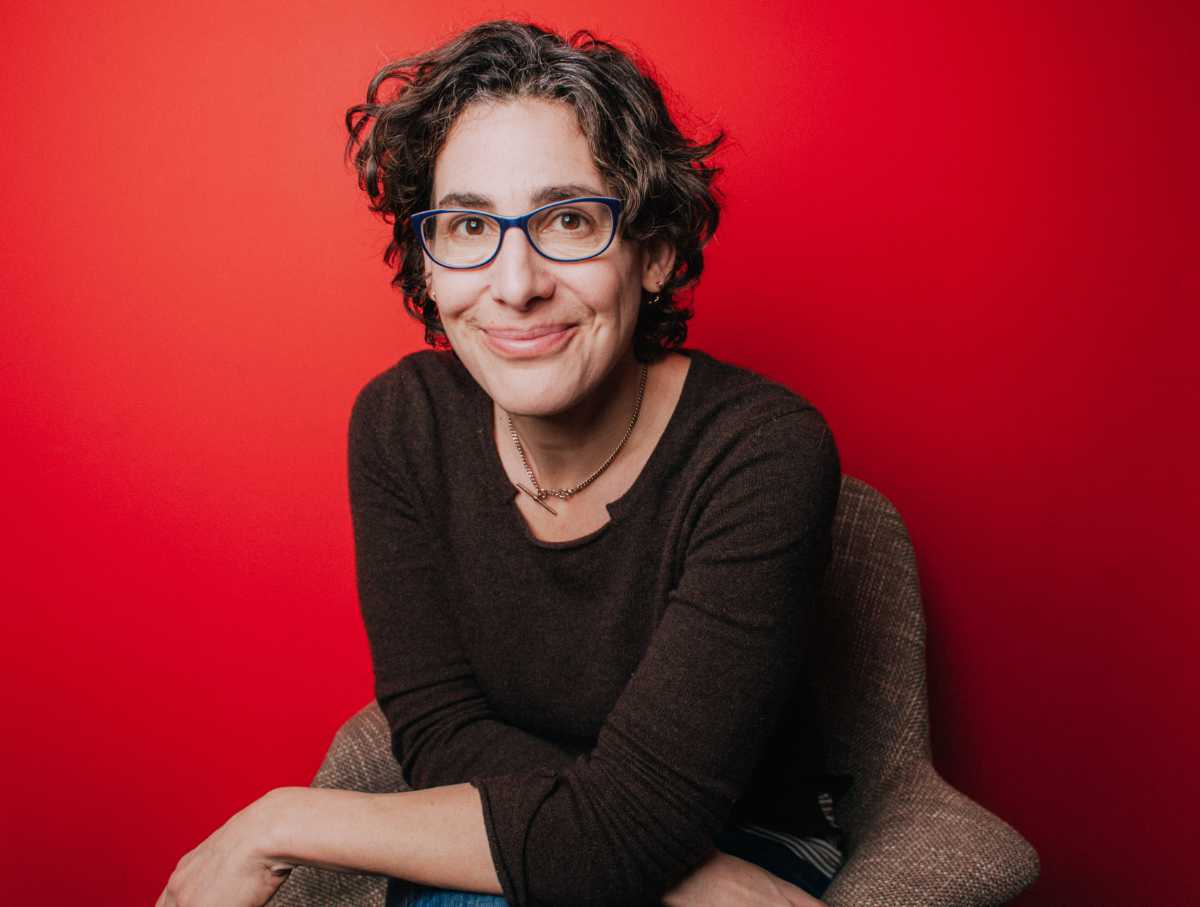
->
<box><xmin>2</xmin><ymin>1</ymin><xmax>1196</xmax><ymax>904</ymax></box>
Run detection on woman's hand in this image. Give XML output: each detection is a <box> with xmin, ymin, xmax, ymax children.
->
<box><xmin>661</xmin><ymin>848</ymin><xmax>827</xmax><ymax>907</ymax></box>
<box><xmin>155</xmin><ymin>790</ymin><xmax>296</xmax><ymax>907</ymax></box>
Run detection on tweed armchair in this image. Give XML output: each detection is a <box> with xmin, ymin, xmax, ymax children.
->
<box><xmin>269</xmin><ymin>475</ymin><xmax>1040</xmax><ymax>906</ymax></box>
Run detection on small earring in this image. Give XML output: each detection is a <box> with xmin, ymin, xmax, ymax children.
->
<box><xmin>648</xmin><ymin>293</ymin><xmax>661</xmax><ymax>306</ymax></box>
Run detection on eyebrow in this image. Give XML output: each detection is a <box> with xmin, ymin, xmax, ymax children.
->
<box><xmin>435</xmin><ymin>183</ymin><xmax>605</xmax><ymax>211</ymax></box>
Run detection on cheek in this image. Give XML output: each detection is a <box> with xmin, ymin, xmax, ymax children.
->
<box><xmin>571</xmin><ymin>262</ymin><xmax>639</xmax><ymax>314</ymax></box>
<box><xmin>606</xmin><ymin>265</ymin><xmax>643</xmax><ymax>318</ymax></box>
<box><xmin>429</xmin><ymin>274</ymin><xmax>479</xmax><ymax>317</ymax></box>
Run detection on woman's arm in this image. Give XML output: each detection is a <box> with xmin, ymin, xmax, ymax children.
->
<box><xmin>258</xmin><ymin>785</ymin><xmax>827</xmax><ymax>906</ymax></box>
<box><xmin>155</xmin><ymin>783</ymin><xmax>500</xmax><ymax>907</ymax></box>
<box><xmin>158</xmin><ymin>784</ymin><xmax>823</xmax><ymax>907</ymax></box>
<box><xmin>261</xmin><ymin>783</ymin><xmax>502</xmax><ymax>892</ymax></box>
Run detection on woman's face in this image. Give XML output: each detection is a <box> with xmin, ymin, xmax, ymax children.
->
<box><xmin>425</xmin><ymin>97</ymin><xmax>669</xmax><ymax>418</ymax></box>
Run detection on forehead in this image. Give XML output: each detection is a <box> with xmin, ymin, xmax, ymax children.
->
<box><xmin>431</xmin><ymin>97</ymin><xmax>608</xmax><ymax>209</ymax></box>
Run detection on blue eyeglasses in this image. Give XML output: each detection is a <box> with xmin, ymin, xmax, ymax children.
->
<box><xmin>410</xmin><ymin>196</ymin><xmax>623</xmax><ymax>269</ymax></box>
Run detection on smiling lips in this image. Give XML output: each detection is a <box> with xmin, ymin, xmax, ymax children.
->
<box><xmin>482</xmin><ymin>323</ymin><xmax>577</xmax><ymax>358</ymax></box>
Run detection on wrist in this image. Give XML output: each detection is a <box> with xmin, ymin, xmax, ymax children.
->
<box><xmin>248</xmin><ymin>786</ymin><xmax>308</xmax><ymax>860</ymax></box>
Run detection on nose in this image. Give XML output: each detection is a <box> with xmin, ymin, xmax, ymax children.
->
<box><xmin>488</xmin><ymin>223</ymin><xmax>555</xmax><ymax>309</ymax></box>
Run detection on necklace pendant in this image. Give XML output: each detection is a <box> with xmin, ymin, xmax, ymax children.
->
<box><xmin>515</xmin><ymin>482</ymin><xmax>558</xmax><ymax>515</ymax></box>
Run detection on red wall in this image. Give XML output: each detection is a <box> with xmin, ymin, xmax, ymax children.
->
<box><xmin>3</xmin><ymin>1</ymin><xmax>1195</xmax><ymax>904</ymax></box>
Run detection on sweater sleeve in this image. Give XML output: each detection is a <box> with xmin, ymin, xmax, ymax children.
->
<box><xmin>468</xmin><ymin>408</ymin><xmax>842</xmax><ymax>907</ymax></box>
<box><xmin>348</xmin><ymin>374</ymin><xmax>587</xmax><ymax>789</ymax></box>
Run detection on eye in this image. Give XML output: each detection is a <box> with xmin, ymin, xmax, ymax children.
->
<box><xmin>453</xmin><ymin>216</ymin><xmax>486</xmax><ymax>236</ymax></box>
<box><xmin>549</xmin><ymin>208</ymin><xmax>594</xmax><ymax>231</ymax></box>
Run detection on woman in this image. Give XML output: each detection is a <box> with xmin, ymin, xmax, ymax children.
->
<box><xmin>157</xmin><ymin>20</ymin><xmax>847</xmax><ymax>907</ymax></box>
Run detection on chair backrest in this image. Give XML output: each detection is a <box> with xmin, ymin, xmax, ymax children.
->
<box><xmin>807</xmin><ymin>474</ymin><xmax>933</xmax><ymax>837</ymax></box>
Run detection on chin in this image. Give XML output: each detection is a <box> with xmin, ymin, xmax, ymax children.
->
<box><xmin>491</xmin><ymin>379</ymin><xmax>578</xmax><ymax>418</ymax></box>
<box><xmin>480</xmin><ymin>361</ymin><xmax>584</xmax><ymax>417</ymax></box>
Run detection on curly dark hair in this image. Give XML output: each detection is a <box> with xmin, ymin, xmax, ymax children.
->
<box><xmin>344</xmin><ymin>20</ymin><xmax>723</xmax><ymax>362</ymax></box>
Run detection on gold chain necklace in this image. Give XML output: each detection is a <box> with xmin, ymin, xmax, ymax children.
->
<box><xmin>505</xmin><ymin>362</ymin><xmax>649</xmax><ymax>516</ymax></box>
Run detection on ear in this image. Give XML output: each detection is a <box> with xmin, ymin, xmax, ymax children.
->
<box><xmin>423</xmin><ymin>259</ymin><xmax>435</xmax><ymax>301</ymax></box>
<box><xmin>641</xmin><ymin>239</ymin><xmax>676</xmax><ymax>295</ymax></box>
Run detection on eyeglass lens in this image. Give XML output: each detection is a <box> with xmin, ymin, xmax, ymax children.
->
<box><xmin>420</xmin><ymin>200</ymin><xmax>615</xmax><ymax>267</ymax></box>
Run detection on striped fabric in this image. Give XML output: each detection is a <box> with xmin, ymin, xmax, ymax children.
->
<box><xmin>711</xmin><ymin>792</ymin><xmax>845</xmax><ymax>896</ymax></box>
<box><xmin>818</xmin><ymin>790</ymin><xmax>838</xmax><ymax>829</ymax></box>
<box><xmin>734</xmin><ymin>822</ymin><xmax>844</xmax><ymax>876</ymax></box>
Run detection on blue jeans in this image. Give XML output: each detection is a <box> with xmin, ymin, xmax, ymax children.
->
<box><xmin>385</xmin><ymin>826</ymin><xmax>841</xmax><ymax>905</ymax></box>
<box><xmin>385</xmin><ymin>880</ymin><xmax>507</xmax><ymax>907</ymax></box>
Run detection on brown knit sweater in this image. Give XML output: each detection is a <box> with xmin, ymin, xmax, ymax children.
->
<box><xmin>348</xmin><ymin>347</ymin><xmax>845</xmax><ymax>907</ymax></box>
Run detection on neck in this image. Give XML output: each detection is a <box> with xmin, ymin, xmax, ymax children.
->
<box><xmin>498</xmin><ymin>353</ymin><xmax>646</xmax><ymax>491</ymax></box>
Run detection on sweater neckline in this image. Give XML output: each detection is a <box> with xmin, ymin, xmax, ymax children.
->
<box><xmin>470</xmin><ymin>348</ymin><xmax>704</xmax><ymax>550</ymax></box>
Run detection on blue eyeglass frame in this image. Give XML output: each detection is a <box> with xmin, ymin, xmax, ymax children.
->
<box><xmin>410</xmin><ymin>196</ymin><xmax>624</xmax><ymax>269</ymax></box>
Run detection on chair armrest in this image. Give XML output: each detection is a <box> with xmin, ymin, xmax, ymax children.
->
<box><xmin>823</xmin><ymin>760</ymin><xmax>1039</xmax><ymax>907</ymax></box>
<box><xmin>310</xmin><ymin>701</ymin><xmax>410</xmax><ymax>793</ymax></box>
<box><xmin>267</xmin><ymin>702</ymin><xmax>400</xmax><ymax>907</ymax></box>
